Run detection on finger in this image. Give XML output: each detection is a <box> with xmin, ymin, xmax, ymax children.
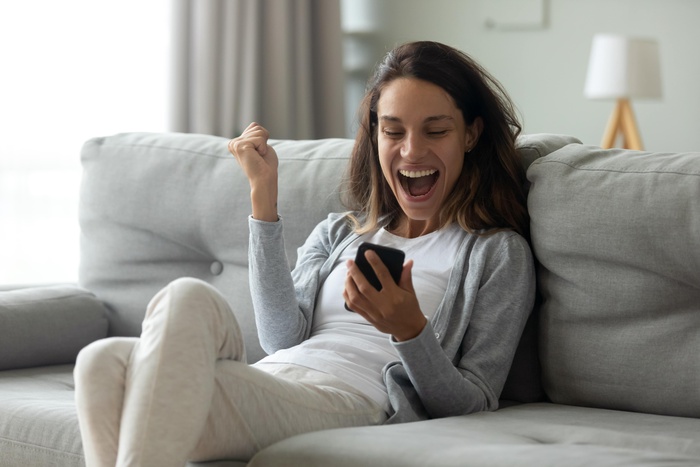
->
<box><xmin>228</xmin><ymin>136</ymin><xmax>255</xmax><ymax>157</ymax></box>
<box><xmin>344</xmin><ymin>262</ymin><xmax>379</xmax><ymax>313</ymax></box>
<box><xmin>242</xmin><ymin>121</ymin><xmax>261</xmax><ymax>133</ymax></box>
<box><xmin>344</xmin><ymin>293</ymin><xmax>376</xmax><ymax>325</ymax></box>
<box><xmin>242</xmin><ymin>125</ymin><xmax>271</xmax><ymax>156</ymax></box>
<box><xmin>227</xmin><ymin>138</ymin><xmax>238</xmax><ymax>155</ymax></box>
<box><xmin>343</xmin><ymin>272</ymin><xmax>366</xmax><ymax>314</ymax></box>
<box><xmin>346</xmin><ymin>259</ymin><xmax>379</xmax><ymax>298</ymax></box>
<box><xmin>228</xmin><ymin>123</ymin><xmax>270</xmax><ymax>157</ymax></box>
<box><xmin>364</xmin><ymin>250</ymin><xmax>397</xmax><ymax>290</ymax></box>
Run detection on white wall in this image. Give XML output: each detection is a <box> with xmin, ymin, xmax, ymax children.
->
<box><xmin>0</xmin><ymin>1</ymin><xmax>169</xmax><ymax>284</ymax></box>
<box><xmin>356</xmin><ymin>0</ymin><xmax>700</xmax><ymax>152</ymax></box>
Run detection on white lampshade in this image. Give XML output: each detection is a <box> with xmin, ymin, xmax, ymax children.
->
<box><xmin>584</xmin><ymin>34</ymin><xmax>662</xmax><ymax>100</ymax></box>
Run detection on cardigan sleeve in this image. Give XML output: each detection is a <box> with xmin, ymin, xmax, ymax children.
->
<box><xmin>248</xmin><ymin>216</ymin><xmax>306</xmax><ymax>354</ymax></box>
<box><xmin>389</xmin><ymin>232</ymin><xmax>536</xmax><ymax>419</ymax></box>
<box><xmin>248</xmin><ymin>214</ymin><xmax>348</xmax><ymax>354</ymax></box>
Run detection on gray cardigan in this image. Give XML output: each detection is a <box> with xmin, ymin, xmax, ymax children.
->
<box><xmin>248</xmin><ymin>212</ymin><xmax>535</xmax><ymax>424</ymax></box>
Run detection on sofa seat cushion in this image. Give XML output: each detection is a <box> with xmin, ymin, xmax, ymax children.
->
<box><xmin>0</xmin><ymin>365</ymin><xmax>84</xmax><ymax>467</ymax></box>
<box><xmin>0</xmin><ymin>364</ymin><xmax>248</xmax><ymax>467</ymax></box>
<box><xmin>249</xmin><ymin>403</ymin><xmax>700</xmax><ymax>467</ymax></box>
<box><xmin>527</xmin><ymin>146</ymin><xmax>700</xmax><ymax>418</ymax></box>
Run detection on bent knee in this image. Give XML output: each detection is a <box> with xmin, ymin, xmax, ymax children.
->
<box><xmin>162</xmin><ymin>277</ymin><xmax>231</xmax><ymax>317</ymax></box>
<box><xmin>166</xmin><ymin>277</ymin><xmax>220</xmax><ymax>301</ymax></box>
<box><xmin>75</xmin><ymin>337</ymin><xmax>136</xmax><ymax>380</ymax></box>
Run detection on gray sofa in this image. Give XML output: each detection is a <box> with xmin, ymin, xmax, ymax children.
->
<box><xmin>1</xmin><ymin>131</ymin><xmax>698</xmax><ymax>466</ymax></box>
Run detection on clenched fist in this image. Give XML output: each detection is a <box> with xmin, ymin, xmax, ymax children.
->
<box><xmin>228</xmin><ymin>122</ymin><xmax>279</xmax><ymax>222</ymax></box>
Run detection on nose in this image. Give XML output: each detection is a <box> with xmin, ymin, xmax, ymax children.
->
<box><xmin>400</xmin><ymin>132</ymin><xmax>427</xmax><ymax>160</ymax></box>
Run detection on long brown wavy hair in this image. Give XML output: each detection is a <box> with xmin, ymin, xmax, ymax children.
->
<box><xmin>344</xmin><ymin>41</ymin><xmax>529</xmax><ymax>238</ymax></box>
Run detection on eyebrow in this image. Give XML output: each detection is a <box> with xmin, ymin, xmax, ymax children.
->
<box><xmin>379</xmin><ymin>115</ymin><xmax>454</xmax><ymax>123</ymax></box>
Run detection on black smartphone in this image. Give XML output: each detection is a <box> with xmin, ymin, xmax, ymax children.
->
<box><xmin>345</xmin><ymin>242</ymin><xmax>405</xmax><ymax>311</ymax></box>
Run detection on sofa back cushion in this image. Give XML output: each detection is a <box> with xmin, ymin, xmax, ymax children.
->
<box><xmin>79</xmin><ymin>131</ymin><xmax>577</xmax><ymax>383</ymax></box>
<box><xmin>80</xmin><ymin>133</ymin><xmax>352</xmax><ymax>361</ymax></box>
<box><xmin>527</xmin><ymin>145</ymin><xmax>700</xmax><ymax>417</ymax></box>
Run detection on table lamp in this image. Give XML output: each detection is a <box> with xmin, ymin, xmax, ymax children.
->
<box><xmin>584</xmin><ymin>34</ymin><xmax>662</xmax><ymax>150</ymax></box>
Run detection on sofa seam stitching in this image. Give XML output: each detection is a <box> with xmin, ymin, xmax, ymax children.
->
<box><xmin>531</xmin><ymin>159</ymin><xmax>700</xmax><ymax>177</ymax></box>
<box><xmin>0</xmin><ymin>436</ymin><xmax>84</xmax><ymax>460</ymax></box>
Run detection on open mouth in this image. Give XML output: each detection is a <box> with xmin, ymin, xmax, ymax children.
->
<box><xmin>398</xmin><ymin>169</ymin><xmax>439</xmax><ymax>198</ymax></box>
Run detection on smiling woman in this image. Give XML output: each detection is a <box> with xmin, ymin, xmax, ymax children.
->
<box><xmin>0</xmin><ymin>1</ymin><xmax>169</xmax><ymax>284</ymax></box>
<box><xmin>72</xmin><ymin>41</ymin><xmax>537</xmax><ymax>466</ymax></box>
<box><xmin>374</xmin><ymin>78</ymin><xmax>480</xmax><ymax>238</ymax></box>
<box><xmin>346</xmin><ymin>41</ymin><xmax>527</xmax><ymax>240</ymax></box>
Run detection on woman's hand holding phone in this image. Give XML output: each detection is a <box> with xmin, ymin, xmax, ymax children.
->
<box><xmin>343</xmin><ymin>243</ymin><xmax>427</xmax><ymax>342</ymax></box>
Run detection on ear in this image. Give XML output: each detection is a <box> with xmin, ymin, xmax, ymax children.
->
<box><xmin>464</xmin><ymin>117</ymin><xmax>484</xmax><ymax>152</ymax></box>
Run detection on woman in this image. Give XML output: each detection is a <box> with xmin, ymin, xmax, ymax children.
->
<box><xmin>74</xmin><ymin>41</ymin><xmax>535</xmax><ymax>466</ymax></box>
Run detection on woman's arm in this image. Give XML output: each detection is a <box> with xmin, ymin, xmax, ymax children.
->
<box><xmin>390</xmin><ymin>233</ymin><xmax>536</xmax><ymax>418</ymax></box>
<box><xmin>230</xmin><ymin>123</ymin><xmax>307</xmax><ymax>353</ymax></box>
<box><xmin>229</xmin><ymin>125</ymin><xmax>357</xmax><ymax>355</ymax></box>
<box><xmin>247</xmin><ymin>218</ymin><xmax>305</xmax><ymax>354</ymax></box>
<box><xmin>247</xmin><ymin>216</ymin><xmax>337</xmax><ymax>354</ymax></box>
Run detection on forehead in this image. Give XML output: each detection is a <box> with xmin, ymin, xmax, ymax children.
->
<box><xmin>376</xmin><ymin>78</ymin><xmax>461</xmax><ymax>120</ymax></box>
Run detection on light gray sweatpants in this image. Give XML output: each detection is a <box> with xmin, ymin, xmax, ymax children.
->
<box><xmin>74</xmin><ymin>277</ymin><xmax>386</xmax><ymax>467</ymax></box>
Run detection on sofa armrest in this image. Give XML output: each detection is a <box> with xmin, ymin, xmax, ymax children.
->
<box><xmin>0</xmin><ymin>285</ymin><xmax>109</xmax><ymax>370</ymax></box>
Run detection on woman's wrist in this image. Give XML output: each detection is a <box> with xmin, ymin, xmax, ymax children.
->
<box><xmin>250</xmin><ymin>187</ymin><xmax>278</xmax><ymax>222</ymax></box>
<box><xmin>392</xmin><ymin>314</ymin><xmax>428</xmax><ymax>342</ymax></box>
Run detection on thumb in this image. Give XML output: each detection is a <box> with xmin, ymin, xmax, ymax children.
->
<box><xmin>399</xmin><ymin>259</ymin><xmax>415</xmax><ymax>293</ymax></box>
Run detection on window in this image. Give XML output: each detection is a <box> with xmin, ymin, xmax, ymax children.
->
<box><xmin>0</xmin><ymin>1</ymin><xmax>170</xmax><ymax>284</ymax></box>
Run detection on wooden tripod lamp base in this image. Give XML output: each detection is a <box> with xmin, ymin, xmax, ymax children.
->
<box><xmin>601</xmin><ymin>98</ymin><xmax>643</xmax><ymax>150</ymax></box>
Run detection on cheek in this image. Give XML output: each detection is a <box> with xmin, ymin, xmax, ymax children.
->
<box><xmin>442</xmin><ymin>149</ymin><xmax>466</xmax><ymax>189</ymax></box>
<box><xmin>452</xmin><ymin>156</ymin><xmax>465</xmax><ymax>177</ymax></box>
<box><xmin>377</xmin><ymin>148</ymin><xmax>396</xmax><ymax>184</ymax></box>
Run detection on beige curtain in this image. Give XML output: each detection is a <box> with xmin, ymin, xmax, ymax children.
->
<box><xmin>170</xmin><ymin>0</ymin><xmax>346</xmax><ymax>139</ymax></box>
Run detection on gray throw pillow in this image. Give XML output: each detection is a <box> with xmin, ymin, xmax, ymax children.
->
<box><xmin>0</xmin><ymin>286</ymin><xmax>109</xmax><ymax>370</ymax></box>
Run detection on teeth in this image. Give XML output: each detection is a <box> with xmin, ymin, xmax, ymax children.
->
<box><xmin>399</xmin><ymin>169</ymin><xmax>437</xmax><ymax>178</ymax></box>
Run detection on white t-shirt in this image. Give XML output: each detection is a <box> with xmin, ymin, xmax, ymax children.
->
<box><xmin>256</xmin><ymin>223</ymin><xmax>464</xmax><ymax>410</ymax></box>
